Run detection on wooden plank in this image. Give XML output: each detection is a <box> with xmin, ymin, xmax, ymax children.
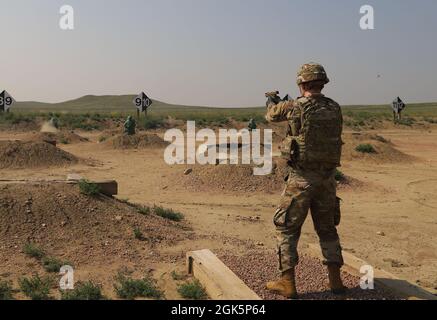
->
<box><xmin>187</xmin><ymin>249</ymin><xmax>261</xmax><ymax>300</ymax></box>
<box><xmin>306</xmin><ymin>243</ymin><xmax>437</xmax><ymax>300</ymax></box>
<box><xmin>0</xmin><ymin>177</ymin><xmax>117</xmax><ymax>196</ymax></box>
<box><xmin>66</xmin><ymin>175</ymin><xmax>118</xmax><ymax>196</ymax></box>
<box><xmin>66</xmin><ymin>174</ymin><xmax>84</xmax><ymax>181</ymax></box>
<box><xmin>95</xmin><ymin>180</ymin><xmax>118</xmax><ymax>196</ymax></box>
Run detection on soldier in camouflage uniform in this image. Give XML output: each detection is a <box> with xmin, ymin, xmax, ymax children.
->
<box><xmin>265</xmin><ymin>63</ymin><xmax>346</xmax><ymax>299</ymax></box>
<box><xmin>248</xmin><ymin>118</ymin><xmax>257</xmax><ymax>131</ymax></box>
<box><xmin>123</xmin><ymin>115</ymin><xmax>136</xmax><ymax>136</ymax></box>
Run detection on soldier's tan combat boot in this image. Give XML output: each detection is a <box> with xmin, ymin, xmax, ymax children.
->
<box><xmin>266</xmin><ymin>269</ymin><xmax>298</xmax><ymax>299</ymax></box>
<box><xmin>327</xmin><ymin>264</ymin><xmax>347</xmax><ymax>294</ymax></box>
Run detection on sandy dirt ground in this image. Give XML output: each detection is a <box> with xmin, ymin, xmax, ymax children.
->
<box><xmin>0</xmin><ymin>126</ymin><xmax>436</xmax><ymax>298</ymax></box>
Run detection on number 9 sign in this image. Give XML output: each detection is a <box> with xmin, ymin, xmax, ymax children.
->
<box><xmin>0</xmin><ymin>90</ymin><xmax>15</xmax><ymax>112</ymax></box>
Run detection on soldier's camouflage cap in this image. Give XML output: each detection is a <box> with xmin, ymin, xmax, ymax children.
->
<box><xmin>297</xmin><ymin>63</ymin><xmax>330</xmax><ymax>85</ymax></box>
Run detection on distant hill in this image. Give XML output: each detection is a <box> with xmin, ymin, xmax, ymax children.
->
<box><xmin>14</xmin><ymin>95</ymin><xmax>218</xmax><ymax>113</ymax></box>
<box><xmin>12</xmin><ymin>94</ymin><xmax>437</xmax><ymax>116</ymax></box>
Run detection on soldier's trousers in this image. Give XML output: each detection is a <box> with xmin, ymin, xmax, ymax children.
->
<box><xmin>273</xmin><ymin>168</ymin><xmax>344</xmax><ymax>272</ymax></box>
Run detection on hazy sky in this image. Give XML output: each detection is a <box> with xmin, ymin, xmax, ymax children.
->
<box><xmin>1</xmin><ymin>0</ymin><xmax>436</xmax><ymax>107</ymax></box>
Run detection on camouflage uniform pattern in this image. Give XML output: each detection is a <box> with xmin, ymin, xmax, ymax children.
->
<box><xmin>124</xmin><ymin>116</ymin><xmax>136</xmax><ymax>136</ymax></box>
<box><xmin>266</xmin><ymin>95</ymin><xmax>344</xmax><ymax>272</ymax></box>
<box><xmin>248</xmin><ymin>118</ymin><xmax>257</xmax><ymax>131</ymax></box>
<box><xmin>296</xmin><ymin>63</ymin><xmax>330</xmax><ymax>85</ymax></box>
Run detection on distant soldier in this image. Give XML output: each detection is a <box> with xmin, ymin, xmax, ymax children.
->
<box><xmin>48</xmin><ymin>117</ymin><xmax>59</xmax><ymax>129</ymax></box>
<box><xmin>392</xmin><ymin>97</ymin><xmax>406</xmax><ymax>123</ymax></box>
<box><xmin>123</xmin><ymin>115</ymin><xmax>136</xmax><ymax>135</ymax></box>
<box><xmin>248</xmin><ymin>118</ymin><xmax>257</xmax><ymax>131</ymax></box>
<box><xmin>265</xmin><ymin>63</ymin><xmax>345</xmax><ymax>299</ymax></box>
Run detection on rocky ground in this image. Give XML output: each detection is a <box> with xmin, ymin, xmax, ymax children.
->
<box><xmin>220</xmin><ymin>250</ymin><xmax>401</xmax><ymax>300</ymax></box>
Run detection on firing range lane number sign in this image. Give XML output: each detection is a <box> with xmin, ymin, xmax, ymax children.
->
<box><xmin>133</xmin><ymin>92</ymin><xmax>152</xmax><ymax>112</ymax></box>
<box><xmin>0</xmin><ymin>90</ymin><xmax>15</xmax><ymax>112</ymax></box>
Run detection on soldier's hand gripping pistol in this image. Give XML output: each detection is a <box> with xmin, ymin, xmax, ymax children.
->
<box><xmin>265</xmin><ymin>91</ymin><xmax>290</xmax><ymax>108</ymax></box>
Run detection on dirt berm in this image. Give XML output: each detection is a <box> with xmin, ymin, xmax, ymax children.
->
<box><xmin>29</xmin><ymin>131</ymin><xmax>89</xmax><ymax>144</ymax></box>
<box><xmin>181</xmin><ymin>158</ymin><xmax>360</xmax><ymax>193</ymax></box>
<box><xmin>105</xmin><ymin>133</ymin><xmax>169</xmax><ymax>149</ymax></box>
<box><xmin>0</xmin><ymin>140</ymin><xmax>78</xmax><ymax>169</ymax></box>
<box><xmin>0</xmin><ymin>183</ymin><xmax>192</xmax><ymax>293</ymax></box>
<box><xmin>342</xmin><ymin>132</ymin><xmax>414</xmax><ymax>163</ymax></box>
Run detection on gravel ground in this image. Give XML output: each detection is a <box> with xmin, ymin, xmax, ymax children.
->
<box><xmin>220</xmin><ymin>250</ymin><xmax>401</xmax><ymax>300</ymax></box>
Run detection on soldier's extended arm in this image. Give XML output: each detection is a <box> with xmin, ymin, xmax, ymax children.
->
<box><xmin>265</xmin><ymin>100</ymin><xmax>295</xmax><ymax>123</ymax></box>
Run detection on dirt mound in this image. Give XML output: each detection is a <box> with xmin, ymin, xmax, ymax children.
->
<box><xmin>30</xmin><ymin>131</ymin><xmax>89</xmax><ymax>144</ymax></box>
<box><xmin>0</xmin><ymin>141</ymin><xmax>78</xmax><ymax>169</ymax></box>
<box><xmin>182</xmin><ymin>160</ymin><xmax>286</xmax><ymax>194</ymax></box>
<box><xmin>270</xmin><ymin>130</ymin><xmax>413</xmax><ymax>164</ymax></box>
<box><xmin>97</xmin><ymin>129</ymin><xmax>120</xmax><ymax>143</ymax></box>
<box><xmin>182</xmin><ymin>158</ymin><xmax>357</xmax><ymax>193</ymax></box>
<box><xmin>0</xmin><ymin>183</ymin><xmax>192</xmax><ymax>296</ymax></box>
<box><xmin>183</xmin><ymin>165</ymin><xmax>275</xmax><ymax>193</ymax></box>
<box><xmin>106</xmin><ymin>133</ymin><xmax>169</xmax><ymax>149</ymax></box>
<box><xmin>335</xmin><ymin>173</ymin><xmax>365</xmax><ymax>190</ymax></box>
<box><xmin>342</xmin><ymin>132</ymin><xmax>414</xmax><ymax>163</ymax></box>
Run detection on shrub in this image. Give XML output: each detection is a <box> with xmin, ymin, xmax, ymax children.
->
<box><xmin>423</xmin><ymin>117</ymin><xmax>437</xmax><ymax>124</ymax></box>
<box><xmin>154</xmin><ymin>206</ymin><xmax>184</xmax><ymax>222</ymax></box>
<box><xmin>142</xmin><ymin>118</ymin><xmax>164</xmax><ymax>130</ymax></box>
<box><xmin>138</xmin><ymin>206</ymin><xmax>151</xmax><ymax>215</ymax></box>
<box><xmin>74</xmin><ymin>123</ymin><xmax>100</xmax><ymax>131</ymax></box>
<box><xmin>114</xmin><ymin>273</ymin><xmax>163</xmax><ymax>300</ymax></box>
<box><xmin>335</xmin><ymin>169</ymin><xmax>345</xmax><ymax>182</ymax></box>
<box><xmin>90</xmin><ymin>113</ymin><xmax>103</xmax><ymax>122</ymax></box>
<box><xmin>23</xmin><ymin>243</ymin><xmax>45</xmax><ymax>260</ymax></box>
<box><xmin>61</xmin><ymin>281</ymin><xmax>105</xmax><ymax>300</ymax></box>
<box><xmin>372</xmin><ymin>134</ymin><xmax>389</xmax><ymax>143</ymax></box>
<box><xmin>154</xmin><ymin>207</ymin><xmax>184</xmax><ymax>221</ymax></box>
<box><xmin>177</xmin><ymin>280</ymin><xmax>207</xmax><ymax>300</ymax></box>
<box><xmin>0</xmin><ymin>280</ymin><xmax>14</xmax><ymax>300</ymax></box>
<box><xmin>355</xmin><ymin>144</ymin><xmax>376</xmax><ymax>154</ymax></box>
<box><xmin>0</xmin><ymin>112</ymin><xmax>35</xmax><ymax>125</ymax></box>
<box><xmin>133</xmin><ymin>228</ymin><xmax>145</xmax><ymax>241</ymax></box>
<box><xmin>78</xmin><ymin>179</ymin><xmax>101</xmax><ymax>196</ymax></box>
<box><xmin>397</xmin><ymin>118</ymin><xmax>415</xmax><ymax>126</ymax></box>
<box><xmin>19</xmin><ymin>275</ymin><xmax>54</xmax><ymax>300</ymax></box>
<box><xmin>42</xmin><ymin>257</ymin><xmax>69</xmax><ymax>273</ymax></box>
